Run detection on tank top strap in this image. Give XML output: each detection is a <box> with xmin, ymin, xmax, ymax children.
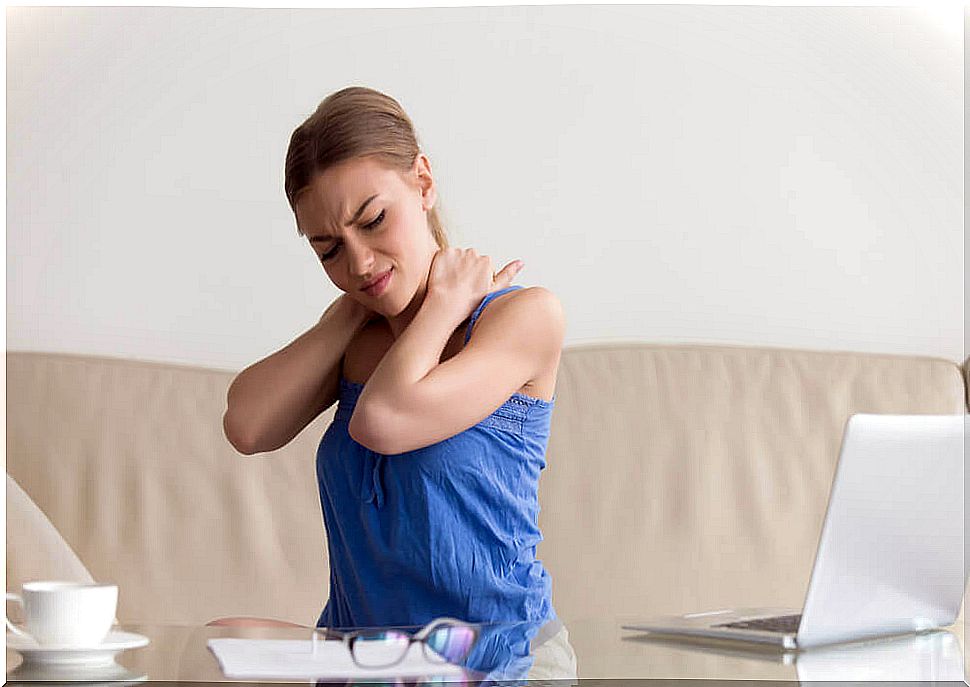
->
<box><xmin>463</xmin><ymin>285</ymin><xmax>524</xmax><ymax>346</ymax></box>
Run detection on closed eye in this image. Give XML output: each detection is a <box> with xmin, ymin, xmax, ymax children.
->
<box><xmin>364</xmin><ymin>209</ymin><xmax>385</xmax><ymax>230</ymax></box>
<box><xmin>318</xmin><ymin>210</ymin><xmax>385</xmax><ymax>263</ymax></box>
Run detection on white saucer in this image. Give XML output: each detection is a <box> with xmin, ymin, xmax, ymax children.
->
<box><xmin>6</xmin><ymin>657</ymin><xmax>147</xmax><ymax>684</ymax></box>
<box><xmin>6</xmin><ymin>629</ymin><xmax>150</xmax><ymax>667</ymax></box>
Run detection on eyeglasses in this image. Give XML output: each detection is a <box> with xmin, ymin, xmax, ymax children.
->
<box><xmin>311</xmin><ymin>617</ymin><xmax>479</xmax><ymax>669</ymax></box>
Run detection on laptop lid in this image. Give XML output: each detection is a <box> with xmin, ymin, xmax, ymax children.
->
<box><xmin>796</xmin><ymin>414</ymin><xmax>967</xmax><ymax>648</ymax></box>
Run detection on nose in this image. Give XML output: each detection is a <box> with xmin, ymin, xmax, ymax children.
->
<box><xmin>344</xmin><ymin>234</ymin><xmax>376</xmax><ymax>278</ymax></box>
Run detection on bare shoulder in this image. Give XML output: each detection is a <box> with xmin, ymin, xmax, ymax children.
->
<box><xmin>468</xmin><ymin>286</ymin><xmax>565</xmax><ymax>402</ymax></box>
<box><xmin>472</xmin><ymin>286</ymin><xmax>566</xmax><ymax>345</ymax></box>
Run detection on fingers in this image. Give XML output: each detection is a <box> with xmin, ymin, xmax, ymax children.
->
<box><xmin>492</xmin><ymin>259</ymin><xmax>524</xmax><ymax>288</ymax></box>
<box><xmin>432</xmin><ymin>246</ymin><xmax>523</xmax><ymax>291</ymax></box>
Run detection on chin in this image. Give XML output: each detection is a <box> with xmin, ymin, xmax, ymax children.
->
<box><xmin>367</xmin><ymin>275</ymin><xmax>423</xmax><ymax>319</ymax></box>
<box><xmin>383</xmin><ymin>298</ymin><xmax>410</xmax><ymax>319</ymax></box>
<box><xmin>366</xmin><ymin>291</ymin><xmax>401</xmax><ymax>319</ymax></box>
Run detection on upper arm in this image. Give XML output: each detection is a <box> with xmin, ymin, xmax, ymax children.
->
<box><xmin>305</xmin><ymin>356</ymin><xmax>344</xmax><ymax>426</ymax></box>
<box><xmin>244</xmin><ymin>321</ymin><xmax>380</xmax><ymax>454</ymax></box>
<box><xmin>305</xmin><ymin>318</ymin><xmax>389</xmax><ymax>424</ymax></box>
<box><xmin>247</xmin><ymin>355</ymin><xmax>343</xmax><ymax>455</ymax></box>
<box><xmin>349</xmin><ymin>287</ymin><xmax>565</xmax><ymax>454</ymax></box>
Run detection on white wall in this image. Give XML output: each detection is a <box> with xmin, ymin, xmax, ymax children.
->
<box><xmin>6</xmin><ymin>5</ymin><xmax>963</xmax><ymax>371</ymax></box>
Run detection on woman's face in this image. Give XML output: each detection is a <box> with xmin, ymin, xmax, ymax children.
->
<box><xmin>294</xmin><ymin>154</ymin><xmax>439</xmax><ymax>317</ymax></box>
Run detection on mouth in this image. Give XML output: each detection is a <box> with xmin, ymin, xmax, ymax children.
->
<box><xmin>360</xmin><ymin>268</ymin><xmax>393</xmax><ymax>297</ymax></box>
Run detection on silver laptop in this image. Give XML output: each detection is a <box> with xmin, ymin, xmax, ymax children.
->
<box><xmin>623</xmin><ymin>414</ymin><xmax>967</xmax><ymax>650</ymax></box>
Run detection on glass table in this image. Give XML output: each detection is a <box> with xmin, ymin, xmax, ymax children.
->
<box><xmin>5</xmin><ymin>617</ymin><xmax>966</xmax><ymax>684</ymax></box>
<box><xmin>575</xmin><ymin>614</ymin><xmax>966</xmax><ymax>682</ymax></box>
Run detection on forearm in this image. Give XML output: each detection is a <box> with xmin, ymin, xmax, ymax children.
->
<box><xmin>224</xmin><ymin>297</ymin><xmax>370</xmax><ymax>454</ymax></box>
<box><xmin>357</xmin><ymin>296</ymin><xmax>462</xmax><ymax>410</ymax></box>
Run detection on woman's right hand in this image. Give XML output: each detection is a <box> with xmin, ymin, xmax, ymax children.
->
<box><xmin>426</xmin><ymin>247</ymin><xmax>523</xmax><ymax>323</ymax></box>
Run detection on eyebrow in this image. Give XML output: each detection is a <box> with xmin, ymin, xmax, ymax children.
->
<box><xmin>308</xmin><ymin>194</ymin><xmax>380</xmax><ymax>243</ymax></box>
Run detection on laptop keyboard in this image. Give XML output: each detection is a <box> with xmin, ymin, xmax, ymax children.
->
<box><xmin>712</xmin><ymin>614</ymin><xmax>802</xmax><ymax>633</ymax></box>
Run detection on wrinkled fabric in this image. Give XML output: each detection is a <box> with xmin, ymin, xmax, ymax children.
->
<box><xmin>315</xmin><ymin>285</ymin><xmax>558</xmax><ymax>663</ymax></box>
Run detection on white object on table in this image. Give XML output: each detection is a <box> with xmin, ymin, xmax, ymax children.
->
<box><xmin>6</xmin><ymin>629</ymin><xmax>149</xmax><ymax>667</ymax></box>
<box><xmin>207</xmin><ymin>637</ymin><xmax>467</xmax><ymax>680</ymax></box>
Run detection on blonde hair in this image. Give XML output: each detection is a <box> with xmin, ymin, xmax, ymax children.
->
<box><xmin>284</xmin><ymin>86</ymin><xmax>448</xmax><ymax>249</ymax></box>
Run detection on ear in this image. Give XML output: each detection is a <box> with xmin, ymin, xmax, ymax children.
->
<box><xmin>413</xmin><ymin>152</ymin><xmax>437</xmax><ymax>212</ymax></box>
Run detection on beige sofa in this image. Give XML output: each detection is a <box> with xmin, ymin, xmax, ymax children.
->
<box><xmin>6</xmin><ymin>344</ymin><xmax>968</xmax><ymax>663</ymax></box>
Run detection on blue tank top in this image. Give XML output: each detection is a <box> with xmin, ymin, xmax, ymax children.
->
<box><xmin>314</xmin><ymin>285</ymin><xmax>558</xmax><ymax>650</ymax></box>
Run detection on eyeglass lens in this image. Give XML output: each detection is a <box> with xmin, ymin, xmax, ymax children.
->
<box><xmin>351</xmin><ymin>630</ymin><xmax>412</xmax><ymax>667</ymax></box>
<box><xmin>349</xmin><ymin>624</ymin><xmax>478</xmax><ymax>668</ymax></box>
<box><xmin>422</xmin><ymin>624</ymin><xmax>477</xmax><ymax>664</ymax></box>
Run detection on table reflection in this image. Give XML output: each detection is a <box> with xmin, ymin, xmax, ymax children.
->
<box><xmin>9</xmin><ymin>619</ymin><xmax>961</xmax><ymax>684</ymax></box>
<box><xmin>5</xmin><ymin>658</ymin><xmax>147</xmax><ymax>685</ymax></box>
<box><xmin>625</xmin><ymin>629</ymin><xmax>965</xmax><ymax>682</ymax></box>
<box><xmin>794</xmin><ymin>630</ymin><xmax>965</xmax><ymax>682</ymax></box>
<box><xmin>319</xmin><ymin>618</ymin><xmax>557</xmax><ymax>684</ymax></box>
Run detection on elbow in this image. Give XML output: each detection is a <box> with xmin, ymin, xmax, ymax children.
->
<box><xmin>224</xmin><ymin>379</ymin><xmax>263</xmax><ymax>455</ymax></box>
<box><xmin>223</xmin><ymin>411</ymin><xmax>262</xmax><ymax>456</ymax></box>
<box><xmin>348</xmin><ymin>401</ymin><xmax>404</xmax><ymax>455</ymax></box>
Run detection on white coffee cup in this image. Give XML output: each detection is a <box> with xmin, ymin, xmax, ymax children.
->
<box><xmin>5</xmin><ymin>581</ymin><xmax>118</xmax><ymax>647</ymax></box>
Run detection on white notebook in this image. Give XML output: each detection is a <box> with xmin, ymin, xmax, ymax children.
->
<box><xmin>207</xmin><ymin>637</ymin><xmax>468</xmax><ymax>680</ymax></box>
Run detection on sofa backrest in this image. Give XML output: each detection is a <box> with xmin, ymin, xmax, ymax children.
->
<box><xmin>539</xmin><ymin>344</ymin><xmax>966</xmax><ymax>627</ymax></box>
<box><xmin>6</xmin><ymin>346</ymin><xmax>966</xmax><ymax>626</ymax></box>
<box><xmin>7</xmin><ymin>352</ymin><xmax>332</xmax><ymax>625</ymax></box>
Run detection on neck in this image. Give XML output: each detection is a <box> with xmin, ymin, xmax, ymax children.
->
<box><xmin>385</xmin><ymin>281</ymin><xmax>428</xmax><ymax>339</ymax></box>
<box><xmin>383</xmin><ymin>277</ymin><xmax>471</xmax><ymax>343</ymax></box>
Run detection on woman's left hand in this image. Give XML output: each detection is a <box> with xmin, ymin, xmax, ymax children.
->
<box><xmin>426</xmin><ymin>247</ymin><xmax>524</xmax><ymax>321</ymax></box>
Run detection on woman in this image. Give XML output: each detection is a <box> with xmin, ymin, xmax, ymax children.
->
<box><xmin>213</xmin><ymin>86</ymin><xmax>576</xmax><ymax>680</ymax></box>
